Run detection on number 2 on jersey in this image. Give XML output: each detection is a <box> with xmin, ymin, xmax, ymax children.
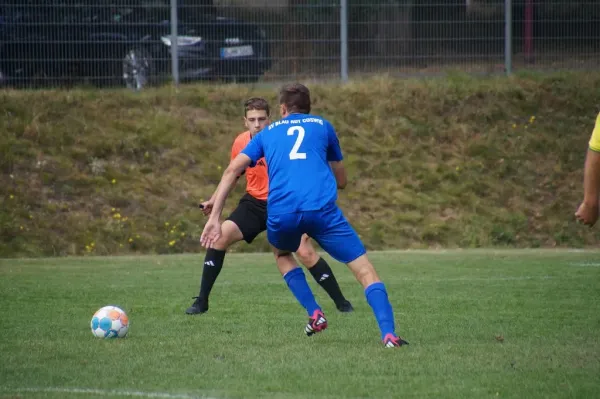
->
<box><xmin>287</xmin><ymin>126</ymin><xmax>307</xmax><ymax>160</ymax></box>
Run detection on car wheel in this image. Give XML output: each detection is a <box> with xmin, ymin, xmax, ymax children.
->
<box><xmin>122</xmin><ymin>48</ymin><xmax>152</xmax><ymax>90</ymax></box>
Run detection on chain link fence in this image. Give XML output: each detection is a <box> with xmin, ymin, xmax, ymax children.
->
<box><xmin>0</xmin><ymin>1</ymin><xmax>598</xmax><ymax>89</ymax></box>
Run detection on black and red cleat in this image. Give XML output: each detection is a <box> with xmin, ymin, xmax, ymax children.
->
<box><xmin>383</xmin><ymin>333</ymin><xmax>409</xmax><ymax>348</ymax></box>
<box><xmin>305</xmin><ymin>309</ymin><xmax>328</xmax><ymax>336</ymax></box>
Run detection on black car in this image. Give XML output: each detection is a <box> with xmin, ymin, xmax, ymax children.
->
<box><xmin>0</xmin><ymin>0</ymin><xmax>272</xmax><ymax>89</ymax></box>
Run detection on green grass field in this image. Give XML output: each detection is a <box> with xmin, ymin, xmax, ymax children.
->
<box><xmin>1</xmin><ymin>249</ymin><xmax>599</xmax><ymax>399</ymax></box>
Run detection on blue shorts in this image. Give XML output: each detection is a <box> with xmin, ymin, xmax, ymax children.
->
<box><xmin>266</xmin><ymin>203</ymin><xmax>366</xmax><ymax>264</ymax></box>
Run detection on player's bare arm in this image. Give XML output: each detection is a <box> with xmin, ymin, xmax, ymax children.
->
<box><xmin>199</xmin><ymin>132</ymin><xmax>251</xmax><ymax>218</ymax></box>
<box><xmin>201</xmin><ymin>153</ymin><xmax>252</xmax><ymax>248</ymax></box>
<box><xmin>575</xmin><ymin>148</ymin><xmax>600</xmax><ymax>226</ymax></box>
<box><xmin>329</xmin><ymin>161</ymin><xmax>347</xmax><ymax>189</ymax></box>
<box><xmin>200</xmin><ymin>175</ymin><xmax>243</xmax><ymax>217</ymax></box>
<box><xmin>198</xmin><ymin>106</ymin><xmax>266</xmax><ymax>218</ymax></box>
<box><xmin>210</xmin><ymin>153</ymin><xmax>253</xmax><ymax>217</ymax></box>
<box><xmin>575</xmin><ymin>113</ymin><xmax>600</xmax><ymax>227</ymax></box>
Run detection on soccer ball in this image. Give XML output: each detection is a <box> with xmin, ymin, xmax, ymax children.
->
<box><xmin>90</xmin><ymin>305</ymin><xmax>129</xmax><ymax>338</ymax></box>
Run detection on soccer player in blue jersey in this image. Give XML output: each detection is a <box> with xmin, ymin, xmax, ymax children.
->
<box><xmin>200</xmin><ymin>83</ymin><xmax>408</xmax><ymax>348</ymax></box>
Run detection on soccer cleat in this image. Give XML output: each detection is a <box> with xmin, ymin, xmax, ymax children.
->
<box><xmin>336</xmin><ymin>300</ymin><xmax>354</xmax><ymax>313</ymax></box>
<box><xmin>305</xmin><ymin>309</ymin><xmax>328</xmax><ymax>336</ymax></box>
<box><xmin>185</xmin><ymin>297</ymin><xmax>208</xmax><ymax>315</ymax></box>
<box><xmin>383</xmin><ymin>333</ymin><xmax>409</xmax><ymax>348</ymax></box>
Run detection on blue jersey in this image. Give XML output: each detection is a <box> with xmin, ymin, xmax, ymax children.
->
<box><xmin>241</xmin><ymin>113</ymin><xmax>343</xmax><ymax>216</ymax></box>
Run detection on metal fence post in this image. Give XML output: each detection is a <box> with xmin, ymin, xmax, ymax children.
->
<box><xmin>504</xmin><ymin>0</ymin><xmax>512</xmax><ymax>75</ymax></box>
<box><xmin>340</xmin><ymin>0</ymin><xmax>349</xmax><ymax>82</ymax></box>
<box><xmin>170</xmin><ymin>0</ymin><xmax>179</xmax><ymax>86</ymax></box>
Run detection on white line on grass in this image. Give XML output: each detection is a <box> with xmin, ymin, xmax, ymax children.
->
<box><xmin>569</xmin><ymin>262</ymin><xmax>600</xmax><ymax>267</ymax></box>
<box><xmin>371</xmin><ymin>248</ymin><xmax>600</xmax><ymax>255</ymax></box>
<box><xmin>1</xmin><ymin>387</ymin><xmax>217</xmax><ymax>399</ymax></box>
<box><xmin>399</xmin><ymin>275</ymin><xmax>553</xmax><ymax>282</ymax></box>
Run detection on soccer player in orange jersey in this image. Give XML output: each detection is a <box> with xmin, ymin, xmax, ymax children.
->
<box><xmin>186</xmin><ymin>98</ymin><xmax>353</xmax><ymax>315</ymax></box>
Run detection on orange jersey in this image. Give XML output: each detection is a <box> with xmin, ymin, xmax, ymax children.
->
<box><xmin>231</xmin><ymin>131</ymin><xmax>268</xmax><ymax>201</ymax></box>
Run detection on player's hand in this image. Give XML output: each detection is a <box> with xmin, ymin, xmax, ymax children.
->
<box><xmin>200</xmin><ymin>219</ymin><xmax>221</xmax><ymax>248</ymax></box>
<box><xmin>575</xmin><ymin>201</ymin><xmax>599</xmax><ymax>227</ymax></box>
<box><xmin>199</xmin><ymin>199</ymin><xmax>214</xmax><ymax>216</ymax></box>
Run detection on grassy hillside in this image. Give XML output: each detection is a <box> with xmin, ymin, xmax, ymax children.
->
<box><xmin>1</xmin><ymin>72</ymin><xmax>600</xmax><ymax>257</ymax></box>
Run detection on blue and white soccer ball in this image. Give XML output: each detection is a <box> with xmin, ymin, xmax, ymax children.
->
<box><xmin>90</xmin><ymin>305</ymin><xmax>129</xmax><ymax>338</ymax></box>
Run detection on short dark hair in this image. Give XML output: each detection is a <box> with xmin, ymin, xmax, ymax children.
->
<box><xmin>244</xmin><ymin>97</ymin><xmax>270</xmax><ymax>117</ymax></box>
<box><xmin>279</xmin><ymin>83</ymin><xmax>311</xmax><ymax>114</ymax></box>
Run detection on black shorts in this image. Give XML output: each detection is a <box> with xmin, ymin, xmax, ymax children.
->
<box><xmin>226</xmin><ymin>193</ymin><xmax>267</xmax><ymax>243</ymax></box>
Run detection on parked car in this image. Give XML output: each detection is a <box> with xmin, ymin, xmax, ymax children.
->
<box><xmin>0</xmin><ymin>0</ymin><xmax>271</xmax><ymax>89</ymax></box>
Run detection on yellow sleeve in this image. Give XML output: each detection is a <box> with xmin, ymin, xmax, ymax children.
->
<box><xmin>590</xmin><ymin>112</ymin><xmax>600</xmax><ymax>152</ymax></box>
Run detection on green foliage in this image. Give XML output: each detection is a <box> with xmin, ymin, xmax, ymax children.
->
<box><xmin>1</xmin><ymin>72</ymin><xmax>600</xmax><ymax>257</ymax></box>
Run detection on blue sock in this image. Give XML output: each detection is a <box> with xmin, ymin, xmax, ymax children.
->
<box><xmin>365</xmin><ymin>282</ymin><xmax>396</xmax><ymax>339</ymax></box>
<box><xmin>283</xmin><ymin>267</ymin><xmax>321</xmax><ymax>315</ymax></box>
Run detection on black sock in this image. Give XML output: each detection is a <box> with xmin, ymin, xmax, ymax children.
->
<box><xmin>308</xmin><ymin>257</ymin><xmax>346</xmax><ymax>305</ymax></box>
<box><xmin>198</xmin><ymin>248</ymin><xmax>226</xmax><ymax>302</ymax></box>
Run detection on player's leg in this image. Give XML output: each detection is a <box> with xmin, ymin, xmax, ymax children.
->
<box><xmin>268</xmin><ymin>214</ymin><xmax>327</xmax><ymax>336</ymax></box>
<box><xmin>305</xmin><ymin>204</ymin><xmax>409</xmax><ymax>347</ymax></box>
<box><xmin>185</xmin><ymin>220</ymin><xmax>243</xmax><ymax>314</ymax></box>
<box><xmin>187</xmin><ymin>195</ymin><xmax>265</xmax><ymax>315</ymax></box>
<box><xmin>296</xmin><ymin>234</ymin><xmax>354</xmax><ymax>312</ymax></box>
<box><xmin>346</xmin><ymin>254</ymin><xmax>408</xmax><ymax>347</ymax></box>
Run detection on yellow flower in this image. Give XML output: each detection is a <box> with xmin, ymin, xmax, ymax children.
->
<box><xmin>180</xmin><ymin>232</ymin><xmax>186</xmax><ymax>237</ymax></box>
<box><xmin>19</xmin><ymin>226</ymin><xmax>24</xmax><ymax>230</ymax></box>
<box><xmin>111</xmin><ymin>207</ymin><xmax>116</xmax><ymax>212</ymax></box>
<box><xmin>119</xmin><ymin>243</ymin><xmax>124</xmax><ymax>248</ymax></box>
<box><xmin>122</xmin><ymin>217</ymin><xmax>128</xmax><ymax>222</ymax></box>
<box><xmin>91</xmin><ymin>242</ymin><xmax>95</xmax><ymax>247</ymax></box>
<box><xmin>135</xmin><ymin>234</ymin><xmax>140</xmax><ymax>239</ymax></box>
<box><xmin>111</xmin><ymin>179</ymin><xmax>117</xmax><ymax>184</ymax></box>
<box><xmin>128</xmin><ymin>238</ymin><xmax>134</xmax><ymax>243</ymax></box>
<box><xmin>113</xmin><ymin>213</ymin><xmax>121</xmax><ymax>219</ymax></box>
<box><xmin>512</xmin><ymin>124</ymin><xmax>517</xmax><ymax>129</ymax></box>
<box><xmin>9</xmin><ymin>194</ymin><xmax>14</xmax><ymax>199</ymax></box>
<box><xmin>170</xmin><ymin>229</ymin><xmax>175</xmax><ymax>234</ymax></box>
<box><xmin>165</xmin><ymin>222</ymin><xmax>170</xmax><ymax>227</ymax></box>
<box><xmin>168</xmin><ymin>240</ymin><xmax>176</xmax><ymax>247</ymax></box>
<box><xmin>529</xmin><ymin>115</ymin><xmax>535</xmax><ymax>123</ymax></box>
